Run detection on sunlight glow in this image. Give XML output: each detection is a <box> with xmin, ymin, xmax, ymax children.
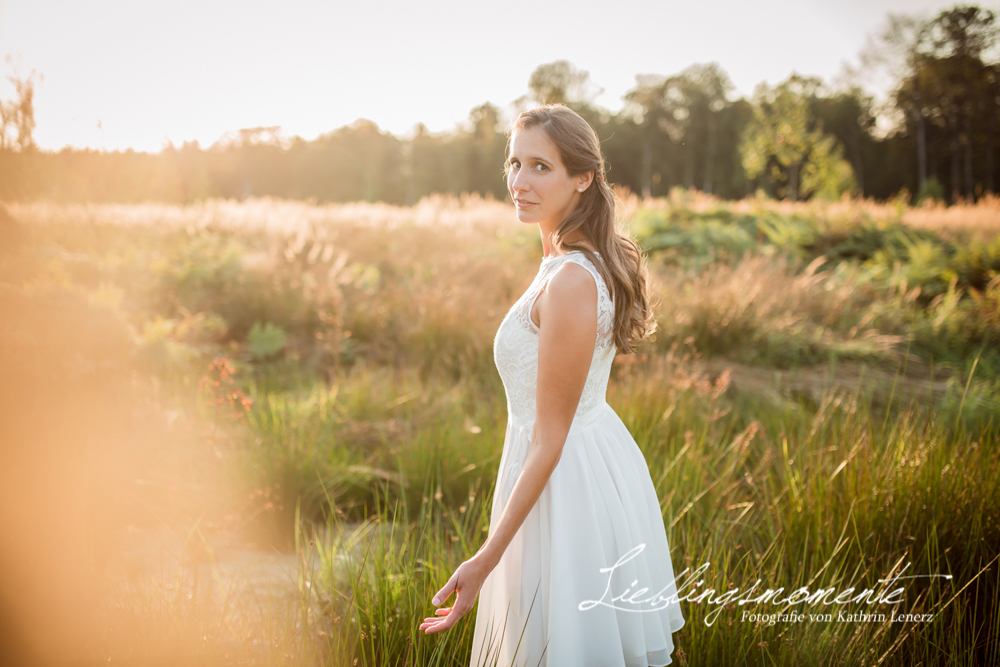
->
<box><xmin>0</xmin><ymin>0</ymin><xmax>968</xmax><ymax>151</ymax></box>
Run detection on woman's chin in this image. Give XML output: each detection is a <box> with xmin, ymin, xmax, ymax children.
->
<box><xmin>515</xmin><ymin>209</ymin><xmax>541</xmax><ymax>225</ymax></box>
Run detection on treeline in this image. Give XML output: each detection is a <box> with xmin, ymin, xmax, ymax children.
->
<box><xmin>1</xmin><ymin>5</ymin><xmax>999</xmax><ymax>204</ymax></box>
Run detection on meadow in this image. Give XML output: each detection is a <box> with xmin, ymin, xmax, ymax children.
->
<box><xmin>1</xmin><ymin>191</ymin><xmax>998</xmax><ymax>666</ymax></box>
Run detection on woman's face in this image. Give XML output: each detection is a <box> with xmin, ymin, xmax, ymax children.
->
<box><xmin>507</xmin><ymin>126</ymin><xmax>590</xmax><ymax>229</ymax></box>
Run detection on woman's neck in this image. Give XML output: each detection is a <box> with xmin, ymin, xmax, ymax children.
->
<box><xmin>540</xmin><ymin>228</ymin><xmax>596</xmax><ymax>258</ymax></box>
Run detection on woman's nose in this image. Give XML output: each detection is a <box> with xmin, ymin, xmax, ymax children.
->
<box><xmin>510</xmin><ymin>172</ymin><xmax>529</xmax><ymax>192</ymax></box>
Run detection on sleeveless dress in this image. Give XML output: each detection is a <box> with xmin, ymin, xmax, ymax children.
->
<box><xmin>469</xmin><ymin>250</ymin><xmax>685</xmax><ymax>667</ymax></box>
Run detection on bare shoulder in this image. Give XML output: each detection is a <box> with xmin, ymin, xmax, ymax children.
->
<box><xmin>542</xmin><ymin>261</ymin><xmax>598</xmax><ymax>323</ymax></box>
<box><xmin>547</xmin><ymin>261</ymin><xmax>597</xmax><ymax>301</ymax></box>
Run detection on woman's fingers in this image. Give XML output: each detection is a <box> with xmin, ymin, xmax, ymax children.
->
<box><xmin>419</xmin><ymin>558</ymin><xmax>491</xmax><ymax>634</ymax></box>
<box><xmin>419</xmin><ymin>614</ymin><xmax>454</xmax><ymax>631</ymax></box>
<box><xmin>431</xmin><ymin>570</ymin><xmax>459</xmax><ymax>607</ymax></box>
<box><xmin>419</xmin><ymin>600</ymin><xmax>472</xmax><ymax>634</ymax></box>
<box><xmin>419</xmin><ymin>568</ymin><xmax>461</xmax><ymax>634</ymax></box>
<box><xmin>421</xmin><ymin>606</ymin><xmax>466</xmax><ymax>633</ymax></box>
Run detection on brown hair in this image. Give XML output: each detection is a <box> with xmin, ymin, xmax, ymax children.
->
<box><xmin>506</xmin><ymin>104</ymin><xmax>656</xmax><ymax>354</ymax></box>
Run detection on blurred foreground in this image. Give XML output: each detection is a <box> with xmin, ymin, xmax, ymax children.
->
<box><xmin>1</xmin><ymin>193</ymin><xmax>998</xmax><ymax>665</ymax></box>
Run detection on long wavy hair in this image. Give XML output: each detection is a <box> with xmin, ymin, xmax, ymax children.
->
<box><xmin>506</xmin><ymin>104</ymin><xmax>656</xmax><ymax>354</ymax></box>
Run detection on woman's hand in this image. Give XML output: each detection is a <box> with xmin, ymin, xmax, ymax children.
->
<box><xmin>419</xmin><ymin>553</ymin><xmax>493</xmax><ymax>634</ymax></box>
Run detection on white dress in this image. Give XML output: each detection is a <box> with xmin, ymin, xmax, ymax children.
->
<box><xmin>470</xmin><ymin>250</ymin><xmax>685</xmax><ymax>667</ymax></box>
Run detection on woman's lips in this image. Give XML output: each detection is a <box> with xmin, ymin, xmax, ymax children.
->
<box><xmin>515</xmin><ymin>199</ymin><xmax>537</xmax><ymax>208</ymax></box>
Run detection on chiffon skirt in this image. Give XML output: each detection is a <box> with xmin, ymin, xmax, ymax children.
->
<box><xmin>469</xmin><ymin>401</ymin><xmax>686</xmax><ymax>667</ymax></box>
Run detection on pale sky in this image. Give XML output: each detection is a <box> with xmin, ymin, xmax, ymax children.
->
<box><xmin>0</xmin><ymin>0</ymin><xmax>990</xmax><ymax>152</ymax></box>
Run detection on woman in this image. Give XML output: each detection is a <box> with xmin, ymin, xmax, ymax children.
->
<box><xmin>419</xmin><ymin>105</ymin><xmax>685</xmax><ymax>666</ymax></box>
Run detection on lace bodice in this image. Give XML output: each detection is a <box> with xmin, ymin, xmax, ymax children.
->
<box><xmin>493</xmin><ymin>250</ymin><xmax>616</xmax><ymax>425</ymax></box>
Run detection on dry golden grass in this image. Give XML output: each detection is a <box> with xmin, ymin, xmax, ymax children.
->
<box><xmin>649</xmin><ymin>251</ymin><xmax>906</xmax><ymax>367</ymax></box>
<box><xmin>6</xmin><ymin>192</ymin><xmax>518</xmax><ymax>235</ymax></box>
<box><xmin>8</xmin><ymin>192</ymin><xmax>967</xmax><ymax>379</ymax></box>
<box><xmin>633</xmin><ymin>188</ymin><xmax>906</xmax><ymax>225</ymax></box>
<box><xmin>4</xmin><ymin>195</ymin><xmax>539</xmax><ymax>382</ymax></box>
<box><xmin>12</xmin><ymin>189</ymin><xmax>1000</xmax><ymax>239</ymax></box>
<box><xmin>630</xmin><ymin>188</ymin><xmax>1000</xmax><ymax>242</ymax></box>
<box><xmin>903</xmin><ymin>194</ymin><xmax>1000</xmax><ymax>242</ymax></box>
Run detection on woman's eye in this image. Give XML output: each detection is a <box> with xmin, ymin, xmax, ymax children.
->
<box><xmin>534</xmin><ymin>164</ymin><xmax>548</xmax><ymax>172</ymax></box>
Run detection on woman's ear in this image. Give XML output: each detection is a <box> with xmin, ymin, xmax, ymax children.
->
<box><xmin>578</xmin><ymin>170</ymin><xmax>595</xmax><ymax>192</ymax></box>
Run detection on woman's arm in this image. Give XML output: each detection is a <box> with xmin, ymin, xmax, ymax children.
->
<box><xmin>420</xmin><ymin>262</ymin><xmax>598</xmax><ymax>634</ymax></box>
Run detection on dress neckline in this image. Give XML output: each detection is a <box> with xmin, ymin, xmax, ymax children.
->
<box><xmin>542</xmin><ymin>249</ymin><xmax>600</xmax><ymax>262</ymax></box>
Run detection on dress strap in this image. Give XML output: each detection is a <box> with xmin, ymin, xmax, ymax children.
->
<box><xmin>557</xmin><ymin>253</ymin><xmax>616</xmax><ymax>351</ymax></box>
<box><xmin>560</xmin><ymin>253</ymin><xmax>607</xmax><ymax>292</ymax></box>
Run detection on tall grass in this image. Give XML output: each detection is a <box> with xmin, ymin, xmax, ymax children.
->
<box><xmin>289</xmin><ymin>354</ymin><xmax>1000</xmax><ymax>666</ymax></box>
<box><xmin>2</xmin><ymin>195</ymin><xmax>999</xmax><ymax>665</ymax></box>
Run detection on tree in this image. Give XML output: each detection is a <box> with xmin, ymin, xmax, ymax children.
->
<box><xmin>524</xmin><ymin>60</ymin><xmax>600</xmax><ymax>107</ymax></box>
<box><xmin>862</xmin><ymin>13</ymin><xmax>932</xmax><ymax>194</ymax></box>
<box><xmin>926</xmin><ymin>5</ymin><xmax>998</xmax><ymax>58</ymax></box>
<box><xmin>623</xmin><ymin>63</ymin><xmax>736</xmax><ymax>198</ymax></box>
<box><xmin>740</xmin><ymin>75</ymin><xmax>855</xmax><ymax>201</ymax></box>
<box><xmin>469</xmin><ymin>102</ymin><xmax>500</xmax><ymax>139</ymax></box>
<box><xmin>675</xmin><ymin>63</ymin><xmax>734</xmax><ymax>194</ymax></box>
<box><xmin>0</xmin><ymin>61</ymin><xmax>41</xmax><ymax>152</ymax></box>
<box><xmin>920</xmin><ymin>5</ymin><xmax>998</xmax><ymax>200</ymax></box>
<box><xmin>812</xmin><ymin>87</ymin><xmax>877</xmax><ymax>196</ymax></box>
<box><xmin>623</xmin><ymin>74</ymin><xmax>671</xmax><ymax>198</ymax></box>
<box><xmin>867</xmin><ymin>6</ymin><xmax>1000</xmax><ymax>202</ymax></box>
<box><xmin>465</xmin><ymin>103</ymin><xmax>507</xmax><ymax>199</ymax></box>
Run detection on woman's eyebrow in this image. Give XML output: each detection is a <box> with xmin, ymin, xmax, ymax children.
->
<box><xmin>507</xmin><ymin>154</ymin><xmax>552</xmax><ymax>166</ymax></box>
